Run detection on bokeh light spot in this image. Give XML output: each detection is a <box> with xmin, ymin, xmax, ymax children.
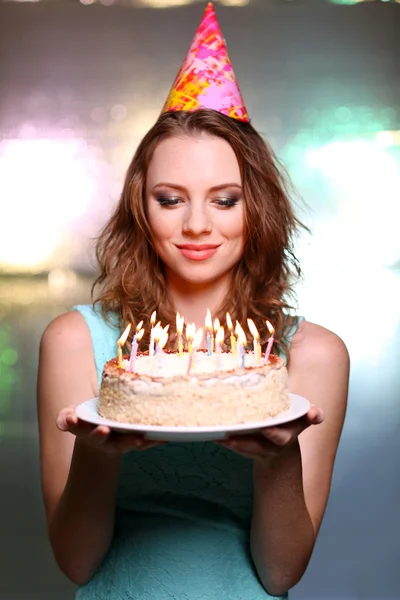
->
<box><xmin>335</xmin><ymin>106</ymin><xmax>352</xmax><ymax>123</ymax></box>
<box><xmin>110</xmin><ymin>104</ymin><xmax>128</xmax><ymax>122</ymax></box>
<box><xmin>1</xmin><ymin>348</ymin><xmax>18</xmax><ymax>366</ymax></box>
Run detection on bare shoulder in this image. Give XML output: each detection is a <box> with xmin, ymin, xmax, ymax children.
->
<box><xmin>290</xmin><ymin>320</ymin><xmax>349</xmax><ymax>370</ymax></box>
<box><xmin>40</xmin><ymin>310</ymin><xmax>93</xmax><ymax>351</ymax></box>
<box><xmin>38</xmin><ymin>310</ymin><xmax>98</xmax><ymax>406</ymax></box>
<box><xmin>288</xmin><ymin>319</ymin><xmax>350</xmax><ymax>418</ymax></box>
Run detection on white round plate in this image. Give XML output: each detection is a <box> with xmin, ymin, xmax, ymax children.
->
<box><xmin>75</xmin><ymin>394</ymin><xmax>310</xmax><ymax>442</ymax></box>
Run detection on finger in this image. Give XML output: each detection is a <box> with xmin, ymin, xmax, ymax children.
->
<box><xmin>262</xmin><ymin>417</ymin><xmax>309</xmax><ymax>445</ymax></box>
<box><xmin>56</xmin><ymin>417</ymin><xmax>69</xmax><ymax>432</ymax></box>
<box><xmin>62</xmin><ymin>417</ymin><xmax>104</xmax><ymax>438</ymax></box>
<box><xmin>219</xmin><ymin>435</ymin><xmax>279</xmax><ymax>458</ymax></box>
<box><xmin>261</xmin><ymin>426</ymin><xmax>296</xmax><ymax>446</ymax></box>
<box><xmin>88</xmin><ymin>425</ymin><xmax>112</xmax><ymax>445</ymax></box>
<box><xmin>261</xmin><ymin>407</ymin><xmax>324</xmax><ymax>446</ymax></box>
<box><xmin>57</xmin><ymin>415</ymin><xmax>77</xmax><ymax>432</ymax></box>
<box><xmin>307</xmin><ymin>405</ymin><xmax>325</xmax><ymax>424</ymax></box>
<box><xmin>57</xmin><ymin>405</ymin><xmax>78</xmax><ymax>418</ymax></box>
<box><xmin>56</xmin><ymin>410</ymin><xmax>74</xmax><ymax>431</ymax></box>
<box><xmin>261</xmin><ymin>417</ymin><xmax>309</xmax><ymax>445</ymax></box>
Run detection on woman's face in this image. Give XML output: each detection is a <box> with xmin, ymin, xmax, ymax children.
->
<box><xmin>146</xmin><ymin>133</ymin><xmax>245</xmax><ymax>288</ymax></box>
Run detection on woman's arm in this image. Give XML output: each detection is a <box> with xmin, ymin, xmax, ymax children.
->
<box><xmin>37</xmin><ymin>312</ymin><xmax>122</xmax><ymax>585</ymax></box>
<box><xmin>250</xmin><ymin>322</ymin><xmax>349</xmax><ymax>595</ymax></box>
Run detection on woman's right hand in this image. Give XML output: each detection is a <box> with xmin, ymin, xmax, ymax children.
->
<box><xmin>56</xmin><ymin>406</ymin><xmax>165</xmax><ymax>456</ymax></box>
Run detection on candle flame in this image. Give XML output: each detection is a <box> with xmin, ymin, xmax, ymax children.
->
<box><xmin>216</xmin><ymin>326</ymin><xmax>224</xmax><ymax>345</ymax></box>
<box><xmin>266</xmin><ymin>320</ymin><xmax>275</xmax><ymax>335</ymax></box>
<box><xmin>247</xmin><ymin>318</ymin><xmax>260</xmax><ymax>340</ymax></box>
<box><xmin>159</xmin><ymin>329</ymin><xmax>169</xmax><ymax>350</ymax></box>
<box><xmin>176</xmin><ymin>313</ymin><xmax>184</xmax><ymax>334</ymax></box>
<box><xmin>186</xmin><ymin>323</ymin><xmax>195</xmax><ymax>341</ymax></box>
<box><xmin>150</xmin><ymin>311</ymin><xmax>156</xmax><ymax>326</ymax></box>
<box><xmin>163</xmin><ymin>324</ymin><xmax>170</xmax><ymax>333</ymax></box>
<box><xmin>193</xmin><ymin>328</ymin><xmax>203</xmax><ymax>349</ymax></box>
<box><xmin>235</xmin><ymin>322</ymin><xmax>247</xmax><ymax>346</ymax></box>
<box><xmin>118</xmin><ymin>324</ymin><xmax>131</xmax><ymax>347</ymax></box>
<box><xmin>213</xmin><ymin>318</ymin><xmax>220</xmax><ymax>333</ymax></box>
<box><xmin>153</xmin><ymin>323</ymin><xmax>162</xmax><ymax>343</ymax></box>
<box><xmin>136</xmin><ymin>328</ymin><xmax>145</xmax><ymax>342</ymax></box>
<box><xmin>226</xmin><ymin>312</ymin><xmax>233</xmax><ymax>331</ymax></box>
<box><xmin>136</xmin><ymin>320</ymin><xmax>143</xmax><ymax>332</ymax></box>
<box><xmin>205</xmin><ymin>308</ymin><xmax>212</xmax><ymax>331</ymax></box>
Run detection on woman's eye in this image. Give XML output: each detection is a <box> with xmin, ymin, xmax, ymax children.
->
<box><xmin>155</xmin><ymin>196</ymin><xmax>181</xmax><ymax>207</ymax></box>
<box><xmin>214</xmin><ymin>197</ymin><xmax>239</xmax><ymax>208</ymax></box>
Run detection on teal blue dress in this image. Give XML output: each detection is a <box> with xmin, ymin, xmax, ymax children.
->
<box><xmin>73</xmin><ymin>304</ymin><xmax>303</xmax><ymax>600</ymax></box>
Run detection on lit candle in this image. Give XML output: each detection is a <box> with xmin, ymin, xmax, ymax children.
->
<box><xmin>235</xmin><ymin>322</ymin><xmax>247</xmax><ymax>369</ymax></box>
<box><xmin>155</xmin><ymin>325</ymin><xmax>169</xmax><ymax>373</ymax></box>
<box><xmin>152</xmin><ymin>325</ymin><xmax>161</xmax><ymax>373</ymax></box>
<box><xmin>247</xmin><ymin>318</ymin><xmax>261</xmax><ymax>365</ymax></box>
<box><xmin>117</xmin><ymin>323</ymin><xmax>131</xmax><ymax>368</ymax></box>
<box><xmin>226</xmin><ymin>312</ymin><xmax>236</xmax><ymax>357</ymax></box>
<box><xmin>176</xmin><ymin>313</ymin><xmax>184</xmax><ymax>356</ymax></box>
<box><xmin>263</xmin><ymin>320</ymin><xmax>275</xmax><ymax>364</ymax></box>
<box><xmin>128</xmin><ymin>320</ymin><xmax>143</xmax><ymax>366</ymax></box>
<box><xmin>213</xmin><ymin>318</ymin><xmax>220</xmax><ymax>354</ymax></box>
<box><xmin>149</xmin><ymin>311</ymin><xmax>157</xmax><ymax>358</ymax></box>
<box><xmin>128</xmin><ymin>328</ymin><xmax>144</xmax><ymax>372</ymax></box>
<box><xmin>215</xmin><ymin>326</ymin><xmax>224</xmax><ymax>370</ymax></box>
<box><xmin>186</xmin><ymin>323</ymin><xmax>195</xmax><ymax>355</ymax></box>
<box><xmin>154</xmin><ymin>324</ymin><xmax>169</xmax><ymax>353</ymax></box>
<box><xmin>133</xmin><ymin>320</ymin><xmax>143</xmax><ymax>343</ymax></box>
<box><xmin>205</xmin><ymin>309</ymin><xmax>213</xmax><ymax>356</ymax></box>
<box><xmin>187</xmin><ymin>328</ymin><xmax>203</xmax><ymax>375</ymax></box>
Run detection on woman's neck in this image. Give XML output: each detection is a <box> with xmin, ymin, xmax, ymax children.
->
<box><xmin>165</xmin><ymin>272</ymin><xmax>231</xmax><ymax>330</ymax></box>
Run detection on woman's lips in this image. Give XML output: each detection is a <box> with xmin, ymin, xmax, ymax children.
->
<box><xmin>176</xmin><ymin>244</ymin><xmax>220</xmax><ymax>261</ymax></box>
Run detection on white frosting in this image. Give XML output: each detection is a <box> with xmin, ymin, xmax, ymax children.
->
<box><xmin>122</xmin><ymin>350</ymin><xmax>263</xmax><ymax>379</ymax></box>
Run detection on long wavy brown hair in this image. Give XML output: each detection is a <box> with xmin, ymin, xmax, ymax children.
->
<box><xmin>92</xmin><ymin>109</ymin><xmax>306</xmax><ymax>360</ymax></box>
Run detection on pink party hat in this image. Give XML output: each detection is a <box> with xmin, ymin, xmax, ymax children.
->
<box><xmin>162</xmin><ymin>2</ymin><xmax>249</xmax><ymax>123</ymax></box>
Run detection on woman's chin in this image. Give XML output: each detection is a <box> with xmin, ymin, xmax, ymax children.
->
<box><xmin>171</xmin><ymin>268</ymin><xmax>232</xmax><ymax>288</ymax></box>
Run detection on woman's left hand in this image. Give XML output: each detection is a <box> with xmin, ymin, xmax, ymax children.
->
<box><xmin>216</xmin><ymin>405</ymin><xmax>325</xmax><ymax>460</ymax></box>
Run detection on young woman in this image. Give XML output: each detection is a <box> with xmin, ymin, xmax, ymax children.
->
<box><xmin>37</xmin><ymin>5</ymin><xmax>349</xmax><ymax>600</ymax></box>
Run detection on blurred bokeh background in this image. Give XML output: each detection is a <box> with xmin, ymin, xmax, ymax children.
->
<box><xmin>0</xmin><ymin>0</ymin><xmax>399</xmax><ymax>598</ymax></box>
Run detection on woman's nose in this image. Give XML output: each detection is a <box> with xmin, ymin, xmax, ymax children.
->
<box><xmin>182</xmin><ymin>206</ymin><xmax>212</xmax><ymax>236</ymax></box>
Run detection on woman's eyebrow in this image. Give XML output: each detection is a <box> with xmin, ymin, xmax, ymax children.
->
<box><xmin>151</xmin><ymin>183</ymin><xmax>242</xmax><ymax>192</ymax></box>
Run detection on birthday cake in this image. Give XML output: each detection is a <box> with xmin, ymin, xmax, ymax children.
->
<box><xmin>98</xmin><ymin>350</ymin><xmax>290</xmax><ymax>427</ymax></box>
